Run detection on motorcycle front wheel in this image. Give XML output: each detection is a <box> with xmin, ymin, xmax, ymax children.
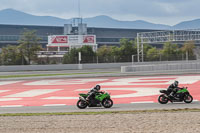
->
<box><xmin>77</xmin><ymin>100</ymin><xmax>88</xmax><ymax>109</ymax></box>
<box><xmin>158</xmin><ymin>95</ymin><xmax>169</xmax><ymax>104</ymax></box>
<box><xmin>102</xmin><ymin>98</ymin><xmax>113</xmax><ymax>108</ymax></box>
<box><xmin>184</xmin><ymin>95</ymin><xmax>193</xmax><ymax>103</ymax></box>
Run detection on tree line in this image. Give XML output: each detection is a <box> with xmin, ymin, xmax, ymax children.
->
<box><xmin>0</xmin><ymin>29</ymin><xmax>41</xmax><ymax>65</ymax></box>
<box><xmin>0</xmin><ymin>30</ymin><xmax>196</xmax><ymax>65</ymax></box>
<box><xmin>63</xmin><ymin>38</ymin><xmax>196</xmax><ymax>64</ymax></box>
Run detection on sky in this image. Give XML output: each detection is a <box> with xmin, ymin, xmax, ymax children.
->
<box><xmin>0</xmin><ymin>0</ymin><xmax>199</xmax><ymax>26</ymax></box>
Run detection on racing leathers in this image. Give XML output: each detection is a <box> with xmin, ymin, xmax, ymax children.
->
<box><xmin>167</xmin><ymin>81</ymin><xmax>180</xmax><ymax>97</ymax></box>
<box><xmin>86</xmin><ymin>87</ymin><xmax>100</xmax><ymax>102</ymax></box>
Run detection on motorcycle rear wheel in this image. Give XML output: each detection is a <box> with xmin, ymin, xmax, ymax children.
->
<box><xmin>184</xmin><ymin>95</ymin><xmax>193</xmax><ymax>103</ymax></box>
<box><xmin>158</xmin><ymin>95</ymin><xmax>169</xmax><ymax>104</ymax></box>
<box><xmin>102</xmin><ymin>98</ymin><xmax>113</xmax><ymax>108</ymax></box>
<box><xmin>77</xmin><ymin>100</ymin><xmax>88</xmax><ymax>109</ymax></box>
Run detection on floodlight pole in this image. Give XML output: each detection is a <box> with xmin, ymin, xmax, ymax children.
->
<box><xmin>137</xmin><ymin>33</ymin><xmax>140</xmax><ymax>62</ymax></box>
<box><xmin>141</xmin><ymin>43</ymin><xmax>144</xmax><ymax>62</ymax></box>
<box><xmin>137</xmin><ymin>33</ymin><xmax>144</xmax><ymax>62</ymax></box>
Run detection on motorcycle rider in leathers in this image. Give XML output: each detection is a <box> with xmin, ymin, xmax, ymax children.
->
<box><xmin>86</xmin><ymin>85</ymin><xmax>101</xmax><ymax>102</ymax></box>
<box><xmin>167</xmin><ymin>81</ymin><xmax>180</xmax><ymax>98</ymax></box>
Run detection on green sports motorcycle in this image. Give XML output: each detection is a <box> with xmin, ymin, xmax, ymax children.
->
<box><xmin>158</xmin><ymin>87</ymin><xmax>193</xmax><ymax>104</ymax></box>
<box><xmin>77</xmin><ymin>91</ymin><xmax>113</xmax><ymax>109</ymax></box>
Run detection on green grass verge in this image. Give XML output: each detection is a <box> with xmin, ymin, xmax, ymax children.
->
<box><xmin>0</xmin><ymin>108</ymin><xmax>200</xmax><ymax>117</ymax></box>
<box><xmin>0</xmin><ymin>72</ymin><xmax>118</xmax><ymax>79</ymax></box>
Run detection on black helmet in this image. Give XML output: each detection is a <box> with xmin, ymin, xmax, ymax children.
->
<box><xmin>95</xmin><ymin>85</ymin><xmax>101</xmax><ymax>91</ymax></box>
<box><xmin>173</xmin><ymin>81</ymin><xmax>179</xmax><ymax>87</ymax></box>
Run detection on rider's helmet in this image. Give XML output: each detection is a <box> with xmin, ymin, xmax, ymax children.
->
<box><xmin>173</xmin><ymin>81</ymin><xmax>179</xmax><ymax>87</ymax></box>
<box><xmin>95</xmin><ymin>85</ymin><xmax>101</xmax><ymax>91</ymax></box>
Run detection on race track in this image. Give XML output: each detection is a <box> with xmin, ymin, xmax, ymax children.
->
<box><xmin>0</xmin><ymin>74</ymin><xmax>200</xmax><ymax>113</ymax></box>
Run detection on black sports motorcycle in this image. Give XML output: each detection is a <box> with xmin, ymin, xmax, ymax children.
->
<box><xmin>158</xmin><ymin>87</ymin><xmax>193</xmax><ymax>104</ymax></box>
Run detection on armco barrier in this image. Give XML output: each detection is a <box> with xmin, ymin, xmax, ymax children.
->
<box><xmin>121</xmin><ymin>62</ymin><xmax>200</xmax><ymax>73</ymax></box>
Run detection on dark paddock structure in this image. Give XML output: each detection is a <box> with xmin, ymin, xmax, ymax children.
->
<box><xmin>0</xmin><ymin>24</ymin><xmax>158</xmax><ymax>48</ymax></box>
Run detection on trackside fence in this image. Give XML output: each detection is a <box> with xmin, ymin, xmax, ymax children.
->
<box><xmin>121</xmin><ymin>61</ymin><xmax>200</xmax><ymax>73</ymax></box>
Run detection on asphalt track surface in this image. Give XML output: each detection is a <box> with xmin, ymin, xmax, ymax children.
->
<box><xmin>0</xmin><ymin>102</ymin><xmax>200</xmax><ymax>114</ymax></box>
<box><xmin>0</xmin><ymin>69</ymin><xmax>200</xmax><ymax>113</ymax></box>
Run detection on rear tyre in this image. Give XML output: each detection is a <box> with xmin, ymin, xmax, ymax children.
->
<box><xmin>184</xmin><ymin>95</ymin><xmax>193</xmax><ymax>103</ymax></box>
<box><xmin>158</xmin><ymin>95</ymin><xmax>169</xmax><ymax>104</ymax></box>
<box><xmin>77</xmin><ymin>100</ymin><xmax>88</xmax><ymax>109</ymax></box>
<box><xmin>102</xmin><ymin>99</ymin><xmax>113</xmax><ymax>108</ymax></box>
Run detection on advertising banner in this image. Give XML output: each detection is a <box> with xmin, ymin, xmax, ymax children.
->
<box><xmin>83</xmin><ymin>36</ymin><xmax>95</xmax><ymax>43</ymax></box>
<box><xmin>48</xmin><ymin>35</ymin><xmax>96</xmax><ymax>46</ymax></box>
<box><xmin>50</xmin><ymin>36</ymin><xmax>68</xmax><ymax>44</ymax></box>
<box><xmin>68</xmin><ymin>35</ymin><xmax>79</xmax><ymax>44</ymax></box>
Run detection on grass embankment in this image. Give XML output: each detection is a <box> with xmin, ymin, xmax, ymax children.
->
<box><xmin>0</xmin><ymin>108</ymin><xmax>200</xmax><ymax>117</ymax></box>
<box><xmin>0</xmin><ymin>72</ymin><xmax>118</xmax><ymax>79</ymax></box>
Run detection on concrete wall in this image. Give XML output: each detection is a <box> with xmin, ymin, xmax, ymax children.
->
<box><xmin>0</xmin><ymin>63</ymin><xmax>132</xmax><ymax>72</ymax></box>
<box><xmin>1</xmin><ymin>60</ymin><xmax>200</xmax><ymax>72</ymax></box>
<box><xmin>0</xmin><ymin>64</ymin><xmax>80</xmax><ymax>72</ymax></box>
<box><xmin>121</xmin><ymin>61</ymin><xmax>200</xmax><ymax>73</ymax></box>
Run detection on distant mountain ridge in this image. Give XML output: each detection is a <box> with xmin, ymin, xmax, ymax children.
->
<box><xmin>0</xmin><ymin>8</ymin><xmax>71</xmax><ymax>26</ymax></box>
<box><xmin>83</xmin><ymin>15</ymin><xmax>171</xmax><ymax>29</ymax></box>
<box><xmin>0</xmin><ymin>8</ymin><xmax>200</xmax><ymax>30</ymax></box>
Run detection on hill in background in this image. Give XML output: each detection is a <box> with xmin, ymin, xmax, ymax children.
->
<box><xmin>0</xmin><ymin>8</ymin><xmax>200</xmax><ymax>30</ymax></box>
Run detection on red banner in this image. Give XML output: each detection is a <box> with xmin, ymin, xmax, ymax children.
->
<box><xmin>83</xmin><ymin>36</ymin><xmax>94</xmax><ymax>43</ymax></box>
<box><xmin>51</xmin><ymin>36</ymin><xmax>68</xmax><ymax>43</ymax></box>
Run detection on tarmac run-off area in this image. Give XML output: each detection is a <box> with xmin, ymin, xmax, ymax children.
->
<box><xmin>0</xmin><ymin>74</ymin><xmax>199</xmax><ymax>107</ymax></box>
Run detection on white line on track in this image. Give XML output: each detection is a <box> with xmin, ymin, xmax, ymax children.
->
<box><xmin>0</xmin><ymin>81</ymin><xmax>23</xmax><ymax>85</ymax></box>
<box><xmin>0</xmin><ymin>90</ymin><xmax>9</xmax><ymax>93</ymax></box>
<box><xmin>0</xmin><ymin>105</ymin><xmax>24</xmax><ymax>107</ymax></box>
<box><xmin>43</xmin><ymin>104</ymin><xmax>67</xmax><ymax>107</ymax></box>
<box><xmin>0</xmin><ymin>98</ymin><xmax>22</xmax><ymax>101</ymax></box>
<box><xmin>4</xmin><ymin>89</ymin><xmax>62</xmax><ymax>97</ymax></box>
<box><xmin>131</xmin><ymin>101</ymin><xmax>155</xmax><ymax>104</ymax></box>
<box><xmin>43</xmin><ymin>97</ymin><xmax>78</xmax><ymax>100</ymax></box>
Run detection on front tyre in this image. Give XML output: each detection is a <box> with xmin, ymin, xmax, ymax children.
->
<box><xmin>158</xmin><ymin>95</ymin><xmax>169</xmax><ymax>104</ymax></box>
<box><xmin>77</xmin><ymin>100</ymin><xmax>88</xmax><ymax>109</ymax></box>
<box><xmin>184</xmin><ymin>95</ymin><xmax>193</xmax><ymax>103</ymax></box>
<box><xmin>102</xmin><ymin>99</ymin><xmax>113</xmax><ymax>108</ymax></box>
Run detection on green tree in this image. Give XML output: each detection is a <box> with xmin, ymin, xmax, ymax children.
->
<box><xmin>18</xmin><ymin>29</ymin><xmax>42</xmax><ymax>65</ymax></box>
<box><xmin>0</xmin><ymin>45</ymin><xmax>21</xmax><ymax>65</ymax></box>
<box><xmin>63</xmin><ymin>46</ymin><xmax>96</xmax><ymax>64</ymax></box>
<box><xmin>111</xmin><ymin>46</ymin><xmax>121</xmax><ymax>62</ymax></box>
<box><xmin>62</xmin><ymin>48</ymin><xmax>78</xmax><ymax>64</ymax></box>
<box><xmin>97</xmin><ymin>45</ymin><xmax>113</xmax><ymax>63</ymax></box>
<box><xmin>161</xmin><ymin>42</ymin><xmax>181</xmax><ymax>61</ymax></box>
<box><xmin>119</xmin><ymin>38</ymin><xmax>137</xmax><ymax>62</ymax></box>
<box><xmin>79</xmin><ymin>46</ymin><xmax>96</xmax><ymax>63</ymax></box>
<box><xmin>181</xmin><ymin>41</ymin><xmax>195</xmax><ymax>59</ymax></box>
<box><xmin>0</xmin><ymin>50</ymin><xmax>2</xmax><ymax>65</ymax></box>
<box><xmin>146</xmin><ymin>47</ymin><xmax>160</xmax><ymax>61</ymax></box>
<box><xmin>143</xmin><ymin>44</ymin><xmax>153</xmax><ymax>61</ymax></box>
